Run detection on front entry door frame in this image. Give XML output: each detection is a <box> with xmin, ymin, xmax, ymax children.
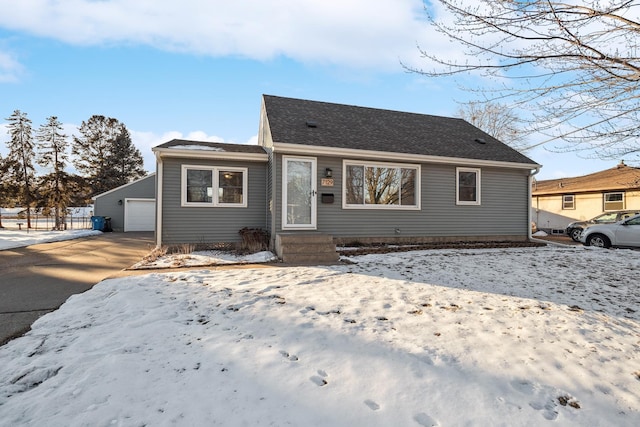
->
<box><xmin>282</xmin><ymin>155</ymin><xmax>317</xmax><ymax>230</ymax></box>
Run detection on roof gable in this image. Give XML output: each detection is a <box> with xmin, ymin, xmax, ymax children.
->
<box><xmin>262</xmin><ymin>95</ymin><xmax>538</xmax><ymax>166</ymax></box>
<box><xmin>533</xmin><ymin>163</ymin><xmax>640</xmax><ymax>195</ymax></box>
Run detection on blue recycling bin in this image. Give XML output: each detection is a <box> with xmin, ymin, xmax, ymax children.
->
<box><xmin>91</xmin><ymin>216</ymin><xmax>105</xmax><ymax>231</ymax></box>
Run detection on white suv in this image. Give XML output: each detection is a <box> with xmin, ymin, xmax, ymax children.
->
<box><xmin>580</xmin><ymin>213</ymin><xmax>640</xmax><ymax>248</ymax></box>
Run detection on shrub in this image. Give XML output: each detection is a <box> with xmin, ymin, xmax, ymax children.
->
<box><xmin>238</xmin><ymin>227</ymin><xmax>269</xmax><ymax>253</ymax></box>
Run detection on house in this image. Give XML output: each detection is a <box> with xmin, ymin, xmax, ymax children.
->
<box><xmin>532</xmin><ymin>161</ymin><xmax>640</xmax><ymax>232</ymax></box>
<box><xmin>153</xmin><ymin>95</ymin><xmax>540</xmax><ymax>261</ymax></box>
<box><xmin>93</xmin><ymin>174</ymin><xmax>156</xmax><ymax>232</ymax></box>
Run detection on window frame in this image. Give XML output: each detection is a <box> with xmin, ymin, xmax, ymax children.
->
<box><xmin>562</xmin><ymin>194</ymin><xmax>575</xmax><ymax>210</ymax></box>
<box><xmin>456</xmin><ymin>167</ymin><xmax>481</xmax><ymax>206</ymax></box>
<box><xmin>181</xmin><ymin>164</ymin><xmax>248</xmax><ymax>208</ymax></box>
<box><xmin>342</xmin><ymin>160</ymin><xmax>421</xmax><ymax>210</ymax></box>
<box><xmin>603</xmin><ymin>192</ymin><xmax>624</xmax><ymax>211</ymax></box>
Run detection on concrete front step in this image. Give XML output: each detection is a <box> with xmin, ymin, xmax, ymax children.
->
<box><xmin>275</xmin><ymin>233</ymin><xmax>339</xmax><ymax>264</ymax></box>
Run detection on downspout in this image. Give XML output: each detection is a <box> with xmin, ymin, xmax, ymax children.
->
<box><xmin>155</xmin><ymin>151</ymin><xmax>164</xmax><ymax>248</ymax></box>
<box><xmin>528</xmin><ymin>166</ymin><xmax>541</xmax><ymax>241</ymax></box>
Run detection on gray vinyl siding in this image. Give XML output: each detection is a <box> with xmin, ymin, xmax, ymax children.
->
<box><xmin>160</xmin><ymin>157</ymin><xmax>268</xmax><ymax>245</ymax></box>
<box><xmin>274</xmin><ymin>153</ymin><xmax>530</xmax><ymax>239</ymax></box>
<box><xmin>94</xmin><ymin>174</ymin><xmax>156</xmax><ymax>232</ymax></box>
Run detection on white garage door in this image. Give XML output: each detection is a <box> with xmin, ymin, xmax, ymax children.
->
<box><xmin>124</xmin><ymin>198</ymin><xmax>155</xmax><ymax>232</ymax></box>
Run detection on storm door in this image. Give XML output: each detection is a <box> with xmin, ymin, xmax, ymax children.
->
<box><xmin>282</xmin><ymin>156</ymin><xmax>317</xmax><ymax>229</ymax></box>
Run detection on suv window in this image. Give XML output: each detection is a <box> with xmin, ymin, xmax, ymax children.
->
<box><xmin>593</xmin><ymin>213</ymin><xmax>618</xmax><ymax>223</ymax></box>
<box><xmin>619</xmin><ymin>212</ymin><xmax>640</xmax><ymax>221</ymax></box>
<box><xmin>626</xmin><ymin>216</ymin><xmax>640</xmax><ymax>226</ymax></box>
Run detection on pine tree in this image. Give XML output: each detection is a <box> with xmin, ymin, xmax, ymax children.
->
<box><xmin>73</xmin><ymin>115</ymin><xmax>146</xmax><ymax>195</ymax></box>
<box><xmin>0</xmin><ymin>154</ymin><xmax>7</xmax><ymax>228</ymax></box>
<box><xmin>5</xmin><ymin>110</ymin><xmax>35</xmax><ymax>228</ymax></box>
<box><xmin>36</xmin><ymin>116</ymin><xmax>70</xmax><ymax>230</ymax></box>
<box><xmin>108</xmin><ymin>124</ymin><xmax>145</xmax><ymax>187</ymax></box>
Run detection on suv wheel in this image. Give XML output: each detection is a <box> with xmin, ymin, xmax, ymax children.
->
<box><xmin>569</xmin><ymin>228</ymin><xmax>582</xmax><ymax>242</ymax></box>
<box><xmin>587</xmin><ymin>234</ymin><xmax>611</xmax><ymax>248</ymax></box>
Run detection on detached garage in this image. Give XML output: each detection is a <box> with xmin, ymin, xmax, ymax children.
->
<box><xmin>93</xmin><ymin>174</ymin><xmax>156</xmax><ymax>232</ymax></box>
<box><xmin>124</xmin><ymin>198</ymin><xmax>155</xmax><ymax>231</ymax></box>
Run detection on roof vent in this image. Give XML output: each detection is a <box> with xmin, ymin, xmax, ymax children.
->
<box><xmin>306</xmin><ymin>120</ymin><xmax>317</xmax><ymax>128</ymax></box>
<box><xmin>474</xmin><ymin>138</ymin><xmax>486</xmax><ymax>144</ymax></box>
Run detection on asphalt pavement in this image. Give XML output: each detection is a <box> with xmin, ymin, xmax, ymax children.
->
<box><xmin>0</xmin><ymin>231</ymin><xmax>155</xmax><ymax>346</ymax></box>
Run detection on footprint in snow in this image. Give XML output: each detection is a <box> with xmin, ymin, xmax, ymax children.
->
<box><xmin>310</xmin><ymin>370</ymin><xmax>328</xmax><ymax>386</ymax></box>
<box><xmin>509</xmin><ymin>378</ymin><xmax>578</xmax><ymax>420</ymax></box>
<box><xmin>414</xmin><ymin>412</ymin><xmax>439</xmax><ymax>426</ymax></box>
<box><xmin>364</xmin><ymin>399</ymin><xmax>380</xmax><ymax>411</ymax></box>
<box><xmin>279</xmin><ymin>350</ymin><xmax>299</xmax><ymax>361</ymax></box>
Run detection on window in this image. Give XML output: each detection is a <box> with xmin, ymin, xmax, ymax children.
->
<box><xmin>456</xmin><ymin>168</ymin><xmax>481</xmax><ymax>205</ymax></box>
<box><xmin>181</xmin><ymin>165</ymin><xmax>247</xmax><ymax>207</ymax></box>
<box><xmin>604</xmin><ymin>192</ymin><xmax>624</xmax><ymax>211</ymax></box>
<box><xmin>562</xmin><ymin>195</ymin><xmax>575</xmax><ymax>210</ymax></box>
<box><xmin>343</xmin><ymin>161</ymin><xmax>419</xmax><ymax>209</ymax></box>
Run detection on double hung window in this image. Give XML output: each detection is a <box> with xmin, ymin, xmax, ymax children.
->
<box><xmin>604</xmin><ymin>192</ymin><xmax>624</xmax><ymax>211</ymax></box>
<box><xmin>562</xmin><ymin>195</ymin><xmax>575</xmax><ymax>210</ymax></box>
<box><xmin>456</xmin><ymin>168</ymin><xmax>481</xmax><ymax>205</ymax></box>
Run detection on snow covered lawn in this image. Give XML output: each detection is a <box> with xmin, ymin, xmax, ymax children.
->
<box><xmin>0</xmin><ymin>229</ymin><xmax>101</xmax><ymax>251</ymax></box>
<box><xmin>1</xmin><ymin>245</ymin><xmax>639</xmax><ymax>426</ymax></box>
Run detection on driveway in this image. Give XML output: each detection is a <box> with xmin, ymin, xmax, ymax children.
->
<box><xmin>0</xmin><ymin>232</ymin><xmax>154</xmax><ymax>345</ymax></box>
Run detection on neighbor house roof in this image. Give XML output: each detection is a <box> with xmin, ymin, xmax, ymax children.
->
<box><xmin>262</xmin><ymin>95</ymin><xmax>539</xmax><ymax>167</ymax></box>
<box><xmin>532</xmin><ymin>162</ymin><xmax>640</xmax><ymax>195</ymax></box>
<box><xmin>153</xmin><ymin>139</ymin><xmax>268</xmax><ymax>161</ymax></box>
<box><xmin>92</xmin><ymin>173</ymin><xmax>156</xmax><ymax>200</ymax></box>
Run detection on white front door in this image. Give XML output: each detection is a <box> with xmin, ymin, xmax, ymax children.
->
<box><xmin>282</xmin><ymin>156</ymin><xmax>317</xmax><ymax>229</ymax></box>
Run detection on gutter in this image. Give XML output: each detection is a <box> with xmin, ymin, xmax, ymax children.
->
<box><xmin>528</xmin><ymin>166</ymin><xmax>542</xmax><ymax>241</ymax></box>
<box><xmin>155</xmin><ymin>151</ymin><xmax>164</xmax><ymax>248</ymax></box>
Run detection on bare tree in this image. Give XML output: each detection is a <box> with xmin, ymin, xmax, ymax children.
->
<box><xmin>411</xmin><ymin>0</ymin><xmax>640</xmax><ymax>160</ymax></box>
<box><xmin>456</xmin><ymin>102</ymin><xmax>529</xmax><ymax>152</ymax></box>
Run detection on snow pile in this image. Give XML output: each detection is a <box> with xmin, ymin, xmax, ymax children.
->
<box><xmin>0</xmin><ymin>246</ymin><xmax>639</xmax><ymax>426</ymax></box>
<box><xmin>132</xmin><ymin>250</ymin><xmax>278</xmax><ymax>269</ymax></box>
<box><xmin>0</xmin><ymin>229</ymin><xmax>102</xmax><ymax>251</ymax></box>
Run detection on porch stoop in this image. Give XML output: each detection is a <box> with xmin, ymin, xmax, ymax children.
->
<box><xmin>275</xmin><ymin>234</ymin><xmax>340</xmax><ymax>264</ymax></box>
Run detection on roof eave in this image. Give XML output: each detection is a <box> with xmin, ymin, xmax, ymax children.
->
<box><xmin>272</xmin><ymin>142</ymin><xmax>540</xmax><ymax>170</ymax></box>
<box><xmin>152</xmin><ymin>147</ymin><xmax>268</xmax><ymax>162</ymax></box>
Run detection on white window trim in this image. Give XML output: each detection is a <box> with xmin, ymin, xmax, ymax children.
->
<box><xmin>562</xmin><ymin>194</ymin><xmax>575</xmax><ymax>210</ymax></box>
<box><xmin>604</xmin><ymin>191</ymin><xmax>625</xmax><ymax>211</ymax></box>
<box><xmin>456</xmin><ymin>167</ymin><xmax>481</xmax><ymax>206</ymax></box>
<box><xmin>342</xmin><ymin>160</ymin><xmax>421</xmax><ymax>210</ymax></box>
<box><xmin>181</xmin><ymin>164</ymin><xmax>248</xmax><ymax>208</ymax></box>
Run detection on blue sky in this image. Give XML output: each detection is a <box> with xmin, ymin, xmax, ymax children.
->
<box><xmin>0</xmin><ymin>0</ymin><xmax>618</xmax><ymax>180</ymax></box>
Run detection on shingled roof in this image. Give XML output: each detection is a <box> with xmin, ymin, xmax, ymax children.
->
<box><xmin>532</xmin><ymin>162</ymin><xmax>640</xmax><ymax>195</ymax></box>
<box><xmin>263</xmin><ymin>95</ymin><xmax>538</xmax><ymax>166</ymax></box>
<box><xmin>154</xmin><ymin>139</ymin><xmax>267</xmax><ymax>155</ymax></box>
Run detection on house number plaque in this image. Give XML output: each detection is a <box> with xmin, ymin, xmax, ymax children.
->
<box><xmin>321</xmin><ymin>178</ymin><xmax>334</xmax><ymax>187</ymax></box>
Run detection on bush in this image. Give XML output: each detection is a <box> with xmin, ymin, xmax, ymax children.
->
<box><xmin>238</xmin><ymin>227</ymin><xmax>269</xmax><ymax>253</ymax></box>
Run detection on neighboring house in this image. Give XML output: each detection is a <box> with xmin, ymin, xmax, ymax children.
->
<box><xmin>93</xmin><ymin>174</ymin><xmax>156</xmax><ymax>232</ymax></box>
<box><xmin>532</xmin><ymin>162</ymin><xmax>640</xmax><ymax>232</ymax></box>
<box><xmin>153</xmin><ymin>95</ymin><xmax>540</xmax><ymax>260</ymax></box>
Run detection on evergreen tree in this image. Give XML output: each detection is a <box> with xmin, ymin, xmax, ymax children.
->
<box><xmin>5</xmin><ymin>110</ymin><xmax>35</xmax><ymax>228</ymax></box>
<box><xmin>108</xmin><ymin>124</ymin><xmax>145</xmax><ymax>187</ymax></box>
<box><xmin>73</xmin><ymin>115</ymin><xmax>146</xmax><ymax>195</ymax></box>
<box><xmin>0</xmin><ymin>154</ymin><xmax>8</xmax><ymax>228</ymax></box>
<box><xmin>36</xmin><ymin>116</ymin><xmax>70</xmax><ymax>230</ymax></box>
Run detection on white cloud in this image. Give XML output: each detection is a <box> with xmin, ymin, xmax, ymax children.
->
<box><xmin>0</xmin><ymin>50</ymin><xmax>23</xmax><ymax>83</ymax></box>
<box><xmin>0</xmin><ymin>0</ymin><xmax>442</xmax><ymax>70</ymax></box>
